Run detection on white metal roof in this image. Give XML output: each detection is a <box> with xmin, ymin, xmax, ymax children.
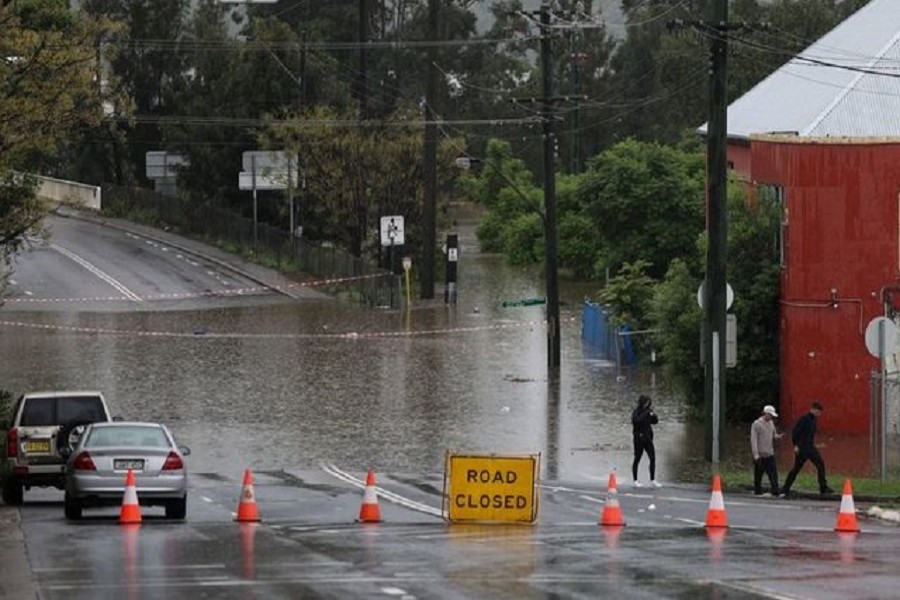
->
<box><xmin>699</xmin><ymin>0</ymin><xmax>900</xmax><ymax>140</ymax></box>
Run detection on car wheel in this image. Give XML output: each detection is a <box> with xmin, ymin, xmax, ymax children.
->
<box><xmin>57</xmin><ymin>420</ymin><xmax>94</xmax><ymax>458</ymax></box>
<box><xmin>165</xmin><ymin>495</ymin><xmax>187</xmax><ymax>520</ymax></box>
<box><xmin>64</xmin><ymin>492</ymin><xmax>82</xmax><ymax>520</ymax></box>
<box><xmin>2</xmin><ymin>480</ymin><xmax>24</xmax><ymax>506</ymax></box>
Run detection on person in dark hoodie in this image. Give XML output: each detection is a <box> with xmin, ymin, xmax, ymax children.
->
<box><xmin>631</xmin><ymin>394</ymin><xmax>661</xmax><ymax>488</ymax></box>
<box><xmin>780</xmin><ymin>401</ymin><xmax>834</xmax><ymax>497</ymax></box>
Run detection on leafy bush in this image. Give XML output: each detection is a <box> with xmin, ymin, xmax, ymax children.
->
<box><xmin>0</xmin><ymin>389</ymin><xmax>11</xmax><ymax>426</ymax></box>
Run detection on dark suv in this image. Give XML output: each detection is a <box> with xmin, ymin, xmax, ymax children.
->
<box><xmin>1</xmin><ymin>391</ymin><xmax>113</xmax><ymax>505</ymax></box>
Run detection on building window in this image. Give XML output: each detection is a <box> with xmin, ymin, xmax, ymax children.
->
<box><xmin>757</xmin><ymin>183</ymin><xmax>787</xmax><ymax>267</ymax></box>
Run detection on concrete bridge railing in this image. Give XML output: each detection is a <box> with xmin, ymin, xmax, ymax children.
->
<box><xmin>31</xmin><ymin>174</ymin><xmax>101</xmax><ymax>210</ymax></box>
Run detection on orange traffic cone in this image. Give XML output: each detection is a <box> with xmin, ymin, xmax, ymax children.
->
<box><xmin>235</xmin><ymin>469</ymin><xmax>261</xmax><ymax>523</ymax></box>
<box><xmin>358</xmin><ymin>468</ymin><xmax>382</xmax><ymax>523</ymax></box>
<box><xmin>599</xmin><ymin>470</ymin><xmax>626</xmax><ymax>527</ymax></box>
<box><xmin>704</xmin><ymin>474</ymin><xmax>728</xmax><ymax>528</ymax></box>
<box><xmin>119</xmin><ymin>469</ymin><xmax>142</xmax><ymax>524</ymax></box>
<box><xmin>834</xmin><ymin>479</ymin><xmax>860</xmax><ymax>533</ymax></box>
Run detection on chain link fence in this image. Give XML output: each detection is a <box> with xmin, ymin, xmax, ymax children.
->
<box><xmin>869</xmin><ymin>370</ymin><xmax>900</xmax><ymax>479</ymax></box>
<box><xmin>102</xmin><ymin>186</ymin><xmax>399</xmax><ymax>308</ymax></box>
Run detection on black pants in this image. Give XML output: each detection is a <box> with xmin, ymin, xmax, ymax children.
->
<box><xmin>632</xmin><ymin>435</ymin><xmax>656</xmax><ymax>481</ymax></box>
<box><xmin>753</xmin><ymin>455</ymin><xmax>780</xmax><ymax>495</ymax></box>
<box><xmin>782</xmin><ymin>447</ymin><xmax>828</xmax><ymax>493</ymax></box>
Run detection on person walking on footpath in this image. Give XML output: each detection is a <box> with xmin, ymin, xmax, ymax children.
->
<box><xmin>750</xmin><ymin>405</ymin><xmax>783</xmax><ymax>496</ymax></box>
<box><xmin>781</xmin><ymin>401</ymin><xmax>834</xmax><ymax>497</ymax></box>
<box><xmin>631</xmin><ymin>394</ymin><xmax>661</xmax><ymax>488</ymax></box>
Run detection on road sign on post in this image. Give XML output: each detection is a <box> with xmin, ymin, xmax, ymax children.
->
<box><xmin>380</xmin><ymin>216</ymin><xmax>404</xmax><ymax>247</ymax></box>
<box><xmin>238</xmin><ymin>151</ymin><xmax>298</xmax><ymax>247</ymax></box>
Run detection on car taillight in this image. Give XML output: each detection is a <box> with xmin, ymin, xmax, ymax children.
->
<box><xmin>162</xmin><ymin>451</ymin><xmax>184</xmax><ymax>471</ymax></box>
<box><xmin>72</xmin><ymin>451</ymin><xmax>96</xmax><ymax>471</ymax></box>
<box><xmin>6</xmin><ymin>428</ymin><xmax>17</xmax><ymax>458</ymax></box>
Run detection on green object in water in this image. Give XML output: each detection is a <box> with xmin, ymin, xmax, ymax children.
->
<box><xmin>501</xmin><ymin>297</ymin><xmax>546</xmax><ymax>308</ymax></box>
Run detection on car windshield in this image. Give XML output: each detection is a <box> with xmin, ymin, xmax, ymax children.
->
<box><xmin>84</xmin><ymin>426</ymin><xmax>170</xmax><ymax>449</ymax></box>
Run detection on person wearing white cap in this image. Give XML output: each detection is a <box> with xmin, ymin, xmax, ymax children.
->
<box><xmin>750</xmin><ymin>405</ymin><xmax>783</xmax><ymax>496</ymax></box>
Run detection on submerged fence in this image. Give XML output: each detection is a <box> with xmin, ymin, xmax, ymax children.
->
<box><xmin>102</xmin><ymin>186</ymin><xmax>398</xmax><ymax>308</ymax></box>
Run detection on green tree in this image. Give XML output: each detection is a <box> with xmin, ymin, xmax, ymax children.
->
<box><xmin>596</xmin><ymin>259</ymin><xmax>656</xmax><ymax>331</ymax></box>
<box><xmin>260</xmin><ymin>105</ymin><xmax>462</xmax><ymax>262</ymax></box>
<box><xmin>650</xmin><ymin>180</ymin><xmax>781</xmax><ymax>422</ymax></box>
<box><xmin>0</xmin><ymin>0</ymin><xmax>120</xmax><ymax>293</ymax></box>
<box><xmin>579</xmin><ymin>138</ymin><xmax>705</xmax><ymax>280</ymax></box>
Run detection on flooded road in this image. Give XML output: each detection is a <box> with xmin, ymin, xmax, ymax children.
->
<box><xmin>0</xmin><ymin>212</ymin><xmax>823</xmax><ymax>483</ymax></box>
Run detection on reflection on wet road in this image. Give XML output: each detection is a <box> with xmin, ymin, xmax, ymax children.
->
<box><xmin>20</xmin><ymin>470</ymin><xmax>900</xmax><ymax>600</ymax></box>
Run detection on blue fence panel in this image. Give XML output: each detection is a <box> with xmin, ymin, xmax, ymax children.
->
<box><xmin>582</xmin><ymin>302</ymin><xmax>614</xmax><ymax>357</ymax></box>
<box><xmin>582</xmin><ymin>301</ymin><xmax>636</xmax><ymax>366</ymax></box>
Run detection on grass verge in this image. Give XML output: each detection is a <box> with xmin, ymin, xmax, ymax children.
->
<box><xmin>675</xmin><ymin>456</ymin><xmax>900</xmax><ymax>503</ymax></box>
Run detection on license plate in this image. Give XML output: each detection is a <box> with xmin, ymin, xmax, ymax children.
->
<box><xmin>114</xmin><ymin>459</ymin><xmax>145</xmax><ymax>471</ymax></box>
<box><xmin>25</xmin><ymin>440</ymin><xmax>51</xmax><ymax>453</ymax></box>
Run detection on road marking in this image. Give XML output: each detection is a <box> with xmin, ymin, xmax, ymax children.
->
<box><xmin>52</xmin><ymin>243</ymin><xmax>142</xmax><ymax>302</ymax></box>
<box><xmin>201</xmin><ymin>496</ymin><xmax>213</xmax><ymax>503</ymax></box>
<box><xmin>322</xmin><ymin>464</ymin><xmax>444</xmax><ymax>518</ymax></box>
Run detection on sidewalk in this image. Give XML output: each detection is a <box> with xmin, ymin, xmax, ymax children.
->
<box><xmin>0</xmin><ymin>506</ymin><xmax>37</xmax><ymax>599</ymax></box>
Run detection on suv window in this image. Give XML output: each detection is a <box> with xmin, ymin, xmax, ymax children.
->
<box><xmin>18</xmin><ymin>396</ymin><xmax>107</xmax><ymax>426</ymax></box>
<box><xmin>57</xmin><ymin>397</ymin><xmax>106</xmax><ymax>424</ymax></box>
<box><xmin>20</xmin><ymin>397</ymin><xmax>56</xmax><ymax>426</ymax></box>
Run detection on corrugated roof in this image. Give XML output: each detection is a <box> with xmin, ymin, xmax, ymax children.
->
<box><xmin>699</xmin><ymin>0</ymin><xmax>900</xmax><ymax>139</ymax></box>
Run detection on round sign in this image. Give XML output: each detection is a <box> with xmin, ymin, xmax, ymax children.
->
<box><xmin>402</xmin><ymin>256</ymin><xmax>412</xmax><ymax>271</ymax></box>
<box><xmin>865</xmin><ymin>317</ymin><xmax>898</xmax><ymax>359</ymax></box>
<box><xmin>696</xmin><ymin>282</ymin><xmax>734</xmax><ymax>310</ymax></box>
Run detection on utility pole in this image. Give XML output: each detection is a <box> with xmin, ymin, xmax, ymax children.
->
<box><xmin>421</xmin><ymin>0</ymin><xmax>438</xmax><ymax>299</ymax></box>
<box><xmin>705</xmin><ymin>0</ymin><xmax>729</xmax><ymax>464</ymax></box>
<box><xmin>568</xmin><ymin>31</ymin><xmax>581</xmax><ymax>174</ymax></box>
<box><xmin>669</xmin><ymin>1</ymin><xmax>766</xmax><ymax>462</ymax></box>
<box><xmin>515</xmin><ymin>3</ymin><xmax>589</xmax><ymax>368</ymax></box>
<box><xmin>540</xmin><ymin>3</ymin><xmax>561</xmax><ymax>368</ymax></box>
<box><xmin>358</xmin><ymin>0</ymin><xmax>369</xmax><ymax>119</ymax></box>
<box><xmin>298</xmin><ymin>30</ymin><xmax>307</xmax><ymax>111</ymax></box>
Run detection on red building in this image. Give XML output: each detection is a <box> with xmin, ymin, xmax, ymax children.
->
<box><xmin>702</xmin><ymin>0</ymin><xmax>900</xmax><ymax>436</ymax></box>
<box><xmin>749</xmin><ymin>136</ymin><xmax>900</xmax><ymax>434</ymax></box>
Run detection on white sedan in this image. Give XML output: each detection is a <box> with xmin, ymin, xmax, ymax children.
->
<box><xmin>64</xmin><ymin>422</ymin><xmax>190</xmax><ymax>520</ymax></box>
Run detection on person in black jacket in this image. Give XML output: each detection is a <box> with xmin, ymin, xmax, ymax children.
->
<box><xmin>631</xmin><ymin>394</ymin><xmax>661</xmax><ymax>488</ymax></box>
<box><xmin>780</xmin><ymin>401</ymin><xmax>834</xmax><ymax>496</ymax></box>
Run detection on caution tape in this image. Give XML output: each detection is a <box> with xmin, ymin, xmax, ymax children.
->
<box><xmin>0</xmin><ymin>317</ymin><xmax>575</xmax><ymax>340</ymax></box>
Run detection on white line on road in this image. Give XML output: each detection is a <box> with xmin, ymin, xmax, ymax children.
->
<box><xmin>322</xmin><ymin>464</ymin><xmax>444</xmax><ymax>518</ymax></box>
<box><xmin>52</xmin><ymin>244</ymin><xmax>142</xmax><ymax>302</ymax></box>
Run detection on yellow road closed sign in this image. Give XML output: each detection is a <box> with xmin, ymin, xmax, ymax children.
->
<box><xmin>444</xmin><ymin>453</ymin><xmax>539</xmax><ymax>523</ymax></box>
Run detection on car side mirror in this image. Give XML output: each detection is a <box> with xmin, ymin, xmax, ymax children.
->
<box><xmin>178</xmin><ymin>445</ymin><xmax>191</xmax><ymax>457</ymax></box>
<box><xmin>112</xmin><ymin>415</ymin><xmax>124</xmax><ymax>422</ymax></box>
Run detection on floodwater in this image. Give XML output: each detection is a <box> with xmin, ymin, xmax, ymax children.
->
<box><xmin>0</xmin><ymin>216</ymin><xmax>877</xmax><ymax>482</ymax></box>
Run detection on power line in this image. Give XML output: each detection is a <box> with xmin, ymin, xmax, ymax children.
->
<box><xmin>125</xmin><ymin>115</ymin><xmax>540</xmax><ymax>128</ymax></box>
